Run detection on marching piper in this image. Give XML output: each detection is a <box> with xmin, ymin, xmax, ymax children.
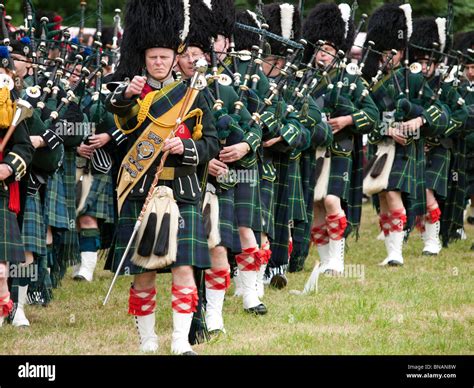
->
<box><xmin>0</xmin><ymin>43</ymin><xmax>34</xmax><ymax>327</ymax></box>
<box><xmin>362</xmin><ymin>3</ymin><xmax>450</xmax><ymax>266</ymax></box>
<box><xmin>8</xmin><ymin>35</ymin><xmax>64</xmax><ymax>325</ymax></box>
<box><xmin>303</xmin><ymin>3</ymin><xmax>379</xmax><ymax>275</ymax></box>
<box><xmin>409</xmin><ymin>17</ymin><xmax>468</xmax><ymax>255</ymax></box>
<box><xmin>105</xmin><ymin>0</ymin><xmax>219</xmax><ymax>355</ymax></box>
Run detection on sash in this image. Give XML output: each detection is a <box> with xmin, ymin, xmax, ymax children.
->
<box><xmin>116</xmin><ymin>83</ymin><xmax>201</xmax><ymax>213</ymax></box>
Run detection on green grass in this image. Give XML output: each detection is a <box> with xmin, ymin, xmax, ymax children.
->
<box><xmin>1</xmin><ymin>204</ymin><xmax>473</xmax><ymax>355</ymax></box>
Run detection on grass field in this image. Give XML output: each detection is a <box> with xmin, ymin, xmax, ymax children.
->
<box><xmin>1</xmin><ymin>204</ymin><xmax>473</xmax><ymax>355</ymax></box>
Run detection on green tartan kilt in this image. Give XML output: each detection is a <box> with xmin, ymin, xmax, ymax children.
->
<box><xmin>219</xmin><ymin>166</ymin><xmax>262</xmax><ymax>253</ymax></box>
<box><xmin>425</xmin><ymin>145</ymin><xmax>450</xmax><ymax>199</ymax></box>
<box><xmin>58</xmin><ymin>150</ymin><xmax>80</xmax><ymax>265</ymax></box>
<box><xmin>291</xmin><ymin>151</ymin><xmax>316</xmax><ymax>259</ymax></box>
<box><xmin>77</xmin><ymin>172</ymin><xmax>115</xmax><ymax>223</ymax></box>
<box><xmin>405</xmin><ymin>141</ymin><xmax>427</xmax><ymax>229</ymax></box>
<box><xmin>327</xmin><ymin>153</ymin><xmax>352</xmax><ymax>202</ymax></box>
<box><xmin>217</xmin><ymin>186</ymin><xmax>237</xmax><ymax>251</ymax></box>
<box><xmin>287</xmin><ymin>155</ymin><xmax>307</xmax><ymax>223</ymax></box>
<box><xmin>0</xmin><ymin>194</ymin><xmax>25</xmax><ymax>264</ymax></box>
<box><xmin>21</xmin><ymin>193</ymin><xmax>47</xmax><ymax>256</ymax></box>
<box><xmin>44</xmin><ymin>171</ymin><xmax>70</xmax><ymax>230</ymax></box>
<box><xmin>465</xmin><ymin>153</ymin><xmax>474</xmax><ymax>197</ymax></box>
<box><xmin>257</xmin><ymin>172</ymin><xmax>275</xmax><ymax>239</ymax></box>
<box><xmin>234</xmin><ymin>165</ymin><xmax>261</xmax><ymax>230</ymax></box>
<box><xmin>441</xmin><ymin>140</ymin><xmax>467</xmax><ymax>245</ymax></box>
<box><xmin>386</xmin><ymin>142</ymin><xmax>417</xmax><ymax>196</ymax></box>
<box><xmin>107</xmin><ymin>199</ymin><xmax>211</xmax><ymax>275</ymax></box>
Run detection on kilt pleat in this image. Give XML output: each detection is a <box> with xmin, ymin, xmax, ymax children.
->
<box><xmin>217</xmin><ymin>187</ymin><xmax>236</xmax><ymax>251</ymax></box>
<box><xmin>466</xmin><ymin>151</ymin><xmax>474</xmax><ymax>196</ymax></box>
<box><xmin>425</xmin><ymin>145</ymin><xmax>450</xmax><ymax>199</ymax></box>
<box><xmin>386</xmin><ymin>142</ymin><xmax>417</xmax><ymax>196</ymax></box>
<box><xmin>327</xmin><ymin>154</ymin><xmax>352</xmax><ymax>202</ymax></box>
<box><xmin>345</xmin><ymin>136</ymin><xmax>364</xmax><ymax>235</ymax></box>
<box><xmin>291</xmin><ymin>151</ymin><xmax>316</xmax><ymax>263</ymax></box>
<box><xmin>58</xmin><ymin>150</ymin><xmax>80</xmax><ymax>266</ymax></box>
<box><xmin>0</xmin><ymin>195</ymin><xmax>25</xmax><ymax>264</ymax></box>
<box><xmin>234</xmin><ymin>165</ymin><xmax>261</xmax><ymax>231</ymax></box>
<box><xmin>21</xmin><ymin>193</ymin><xmax>47</xmax><ymax>256</ymax></box>
<box><xmin>441</xmin><ymin>139</ymin><xmax>468</xmax><ymax>245</ymax></box>
<box><xmin>44</xmin><ymin>171</ymin><xmax>70</xmax><ymax>230</ymax></box>
<box><xmin>77</xmin><ymin>172</ymin><xmax>115</xmax><ymax>223</ymax></box>
<box><xmin>258</xmin><ymin>165</ymin><xmax>275</xmax><ymax>239</ymax></box>
<box><xmin>287</xmin><ymin>155</ymin><xmax>307</xmax><ymax>223</ymax></box>
<box><xmin>406</xmin><ymin>140</ymin><xmax>428</xmax><ymax>230</ymax></box>
<box><xmin>269</xmin><ymin>153</ymin><xmax>291</xmax><ymax>268</ymax></box>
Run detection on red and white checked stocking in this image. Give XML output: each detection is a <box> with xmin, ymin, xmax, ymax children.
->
<box><xmin>171</xmin><ymin>285</ymin><xmax>198</xmax><ymax>314</ymax></box>
<box><xmin>235</xmin><ymin>247</ymin><xmax>262</xmax><ymax>272</ymax></box>
<box><xmin>425</xmin><ymin>206</ymin><xmax>441</xmax><ymax>224</ymax></box>
<box><xmin>128</xmin><ymin>286</ymin><xmax>156</xmax><ymax>316</ymax></box>
<box><xmin>389</xmin><ymin>208</ymin><xmax>407</xmax><ymax>233</ymax></box>
<box><xmin>326</xmin><ymin>213</ymin><xmax>348</xmax><ymax>241</ymax></box>
<box><xmin>0</xmin><ymin>292</ymin><xmax>13</xmax><ymax>317</ymax></box>
<box><xmin>311</xmin><ymin>224</ymin><xmax>329</xmax><ymax>246</ymax></box>
<box><xmin>205</xmin><ymin>268</ymin><xmax>231</xmax><ymax>291</ymax></box>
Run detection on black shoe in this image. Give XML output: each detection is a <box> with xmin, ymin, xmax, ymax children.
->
<box><xmin>73</xmin><ymin>275</ymin><xmax>86</xmax><ymax>281</ymax></box>
<box><xmin>244</xmin><ymin>303</ymin><xmax>267</xmax><ymax>315</ymax></box>
<box><xmin>471</xmin><ymin>243</ymin><xmax>474</xmax><ymax>251</ymax></box>
<box><xmin>388</xmin><ymin>260</ymin><xmax>403</xmax><ymax>267</ymax></box>
<box><xmin>422</xmin><ymin>251</ymin><xmax>438</xmax><ymax>256</ymax></box>
<box><xmin>467</xmin><ymin>216</ymin><xmax>474</xmax><ymax>225</ymax></box>
<box><xmin>270</xmin><ymin>274</ymin><xmax>288</xmax><ymax>289</ymax></box>
<box><xmin>181</xmin><ymin>350</ymin><xmax>198</xmax><ymax>355</ymax></box>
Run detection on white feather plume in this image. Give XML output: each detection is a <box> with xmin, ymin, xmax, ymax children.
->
<box><xmin>202</xmin><ymin>0</ymin><xmax>212</xmax><ymax>10</ymax></box>
<box><xmin>280</xmin><ymin>3</ymin><xmax>295</xmax><ymax>40</ymax></box>
<box><xmin>246</xmin><ymin>10</ymin><xmax>261</xmax><ymax>28</ymax></box>
<box><xmin>180</xmin><ymin>0</ymin><xmax>191</xmax><ymax>42</ymax></box>
<box><xmin>399</xmin><ymin>4</ymin><xmax>413</xmax><ymax>40</ymax></box>
<box><xmin>436</xmin><ymin>17</ymin><xmax>447</xmax><ymax>52</ymax></box>
<box><xmin>338</xmin><ymin>3</ymin><xmax>351</xmax><ymax>39</ymax></box>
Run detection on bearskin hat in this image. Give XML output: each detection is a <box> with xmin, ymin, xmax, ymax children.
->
<box><xmin>366</xmin><ymin>3</ymin><xmax>412</xmax><ymax>52</ymax></box>
<box><xmin>112</xmin><ymin>0</ymin><xmax>190</xmax><ymax>81</ymax></box>
<box><xmin>410</xmin><ymin>17</ymin><xmax>447</xmax><ymax>62</ymax></box>
<box><xmin>187</xmin><ymin>0</ymin><xmax>214</xmax><ymax>52</ymax></box>
<box><xmin>454</xmin><ymin>31</ymin><xmax>474</xmax><ymax>64</ymax></box>
<box><xmin>262</xmin><ymin>3</ymin><xmax>301</xmax><ymax>57</ymax></box>
<box><xmin>100</xmin><ymin>26</ymin><xmax>117</xmax><ymax>48</ymax></box>
<box><xmin>302</xmin><ymin>2</ymin><xmax>354</xmax><ymax>61</ymax></box>
<box><xmin>210</xmin><ymin>0</ymin><xmax>235</xmax><ymax>39</ymax></box>
<box><xmin>233</xmin><ymin>10</ymin><xmax>262</xmax><ymax>51</ymax></box>
<box><xmin>362</xmin><ymin>3</ymin><xmax>412</xmax><ymax>80</ymax></box>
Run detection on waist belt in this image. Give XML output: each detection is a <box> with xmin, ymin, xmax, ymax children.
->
<box><xmin>159</xmin><ymin>165</ymin><xmax>196</xmax><ymax>181</ymax></box>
